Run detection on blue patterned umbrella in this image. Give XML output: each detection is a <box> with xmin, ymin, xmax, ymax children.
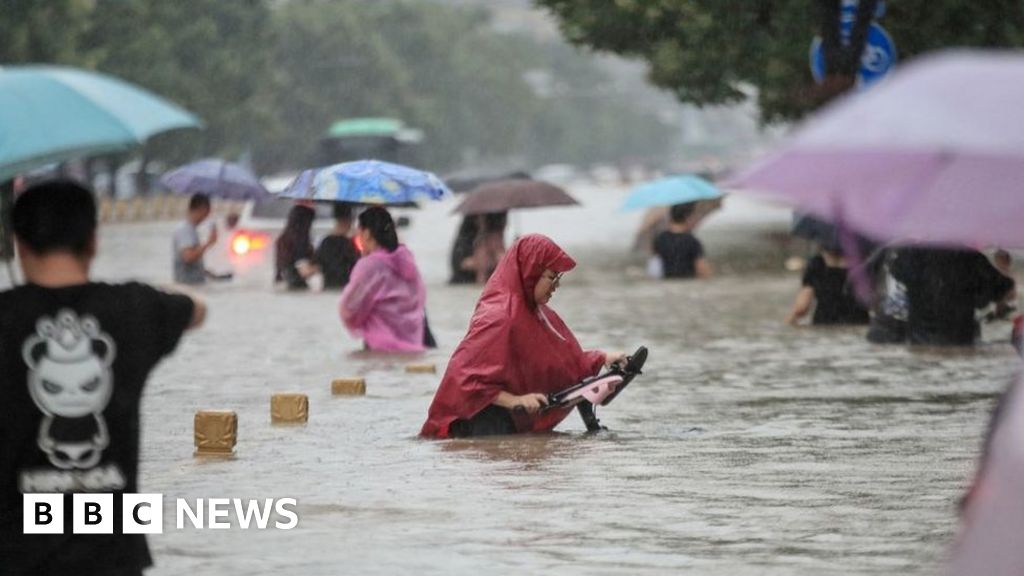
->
<box><xmin>280</xmin><ymin>160</ymin><xmax>450</xmax><ymax>205</ymax></box>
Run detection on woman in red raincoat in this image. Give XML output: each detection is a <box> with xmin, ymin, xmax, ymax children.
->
<box><xmin>421</xmin><ymin>234</ymin><xmax>624</xmax><ymax>438</ymax></box>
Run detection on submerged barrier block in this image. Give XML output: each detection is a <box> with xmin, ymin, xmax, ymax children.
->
<box><xmin>113</xmin><ymin>200</ymin><xmax>129</xmax><ymax>221</ymax></box>
<box><xmin>98</xmin><ymin>199</ymin><xmax>113</xmax><ymax>222</ymax></box>
<box><xmin>194</xmin><ymin>410</ymin><xmax>237</xmax><ymax>456</ymax></box>
<box><xmin>331</xmin><ymin>378</ymin><xmax>366</xmax><ymax>396</ymax></box>
<box><xmin>271</xmin><ymin>393</ymin><xmax>309</xmax><ymax>424</ymax></box>
<box><xmin>405</xmin><ymin>363</ymin><xmax>437</xmax><ymax>374</ymax></box>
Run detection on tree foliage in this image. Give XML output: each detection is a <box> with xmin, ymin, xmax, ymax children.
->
<box><xmin>0</xmin><ymin>0</ymin><xmax>680</xmax><ymax>175</ymax></box>
<box><xmin>536</xmin><ymin>0</ymin><xmax>1024</xmax><ymax>123</ymax></box>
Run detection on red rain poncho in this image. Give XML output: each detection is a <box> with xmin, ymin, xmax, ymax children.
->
<box><xmin>421</xmin><ymin>234</ymin><xmax>605</xmax><ymax>438</ymax></box>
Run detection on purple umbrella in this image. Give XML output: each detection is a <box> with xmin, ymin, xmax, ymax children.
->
<box><xmin>160</xmin><ymin>158</ymin><xmax>270</xmax><ymax>201</ymax></box>
<box><xmin>726</xmin><ymin>50</ymin><xmax>1024</xmax><ymax>248</ymax></box>
<box><xmin>950</xmin><ymin>377</ymin><xmax>1024</xmax><ymax>575</ymax></box>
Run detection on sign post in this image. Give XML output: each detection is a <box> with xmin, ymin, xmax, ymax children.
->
<box><xmin>810</xmin><ymin>0</ymin><xmax>897</xmax><ymax>89</ymax></box>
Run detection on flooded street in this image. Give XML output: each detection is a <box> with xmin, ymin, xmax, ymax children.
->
<box><xmin>67</xmin><ymin>185</ymin><xmax>1019</xmax><ymax>574</ymax></box>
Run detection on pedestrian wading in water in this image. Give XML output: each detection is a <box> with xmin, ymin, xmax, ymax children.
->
<box><xmin>421</xmin><ymin>234</ymin><xmax>624</xmax><ymax>438</ymax></box>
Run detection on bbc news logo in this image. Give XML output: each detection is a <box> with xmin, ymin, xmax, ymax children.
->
<box><xmin>24</xmin><ymin>494</ymin><xmax>299</xmax><ymax>534</ymax></box>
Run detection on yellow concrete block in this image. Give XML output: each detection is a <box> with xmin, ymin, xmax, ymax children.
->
<box><xmin>160</xmin><ymin>194</ymin><xmax>175</xmax><ymax>219</ymax></box>
<box><xmin>331</xmin><ymin>378</ymin><xmax>366</xmax><ymax>396</ymax></box>
<box><xmin>194</xmin><ymin>410</ymin><xmax>237</xmax><ymax>455</ymax></box>
<box><xmin>130</xmin><ymin>197</ymin><xmax>145</xmax><ymax>221</ymax></box>
<box><xmin>271</xmin><ymin>393</ymin><xmax>309</xmax><ymax>423</ymax></box>
<box><xmin>99</xmin><ymin>198</ymin><xmax>113</xmax><ymax>222</ymax></box>
<box><xmin>113</xmin><ymin>199</ymin><xmax>129</xmax><ymax>221</ymax></box>
<box><xmin>405</xmin><ymin>363</ymin><xmax>437</xmax><ymax>374</ymax></box>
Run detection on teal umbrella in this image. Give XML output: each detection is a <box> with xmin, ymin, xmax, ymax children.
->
<box><xmin>622</xmin><ymin>175</ymin><xmax>723</xmax><ymax>211</ymax></box>
<box><xmin>0</xmin><ymin>65</ymin><xmax>202</xmax><ymax>181</ymax></box>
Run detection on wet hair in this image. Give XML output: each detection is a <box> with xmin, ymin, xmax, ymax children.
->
<box><xmin>332</xmin><ymin>202</ymin><xmax>354</xmax><ymax>222</ymax></box>
<box><xmin>282</xmin><ymin>204</ymin><xmax>315</xmax><ymax>241</ymax></box>
<box><xmin>276</xmin><ymin>205</ymin><xmax>316</xmax><ymax>274</ymax></box>
<box><xmin>12</xmin><ymin>180</ymin><xmax>97</xmax><ymax>257</ymax></box>
<box><xmin>189</xmin><ymin>192</ymin><xmax>211</xmax><ymax>211</ymax></box>
<box><xmin>669</xmin><ymin>202</ymin><xmax>696</xmax><ymax>224</ymax></box>
<box><xmin>483</xmin><ymin>211</ymin><xmax>508</xmax><ymax>233</ymax></box>
<box><xmin>358</xmin><ymin>206</ymin><xmax>399</xmax><ymax>252</ymax></box>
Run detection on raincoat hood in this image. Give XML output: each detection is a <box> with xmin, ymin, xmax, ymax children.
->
<box><xmin>370</xmin><ymin>244</ymin><xmax>420</xmax><ymax>282</ymax></box>
<box><xmin>339</xmin><ymin>243</ymin><xmax>426</xmax><ymax>352</ymax></box>
<box><xmin>421</xmin><ymin>234</ymin><xmax>604</xmax><ymax>438</ymax></box>
<box><xmin>486</xmin><ymin>233</ymin><xmax>576</xmax><ymax>309</ymax></box>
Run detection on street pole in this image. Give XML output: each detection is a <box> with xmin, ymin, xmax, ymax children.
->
<box><xmin>0</xmin><ymin>179</ymin><xmax>17</xmax><ymax>285</ymax></box>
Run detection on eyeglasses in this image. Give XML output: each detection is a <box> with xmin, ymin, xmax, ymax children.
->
<box><xmin>544</xmin><ymin>272</ymin><xmax>563</xmax><ymax>285</ymax></box>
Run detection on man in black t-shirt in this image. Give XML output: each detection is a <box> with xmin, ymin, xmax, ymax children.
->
<box><xmin>652</xmin><ymin>202</ymin><xmax>712</xmax><ymax>279</ymax></box>
<box><xmin>314</xmin><ymin>202</ymin><xmax>360</xmax><ymax>289</ymax></box>
<box><xmin>0</xmin><ymin>181</ymin><xmax>206</xmax><ymax>575</ymax></box>
<box><xmin>892</xmin><ymin>247</ymin><xmax>1015</xmax><ymax>346</ymax></box>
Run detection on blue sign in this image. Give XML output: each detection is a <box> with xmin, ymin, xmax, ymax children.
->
<box><xmin>810</xmin><ymin>20</ymin><xmax>897</xmax><ymax>89</ymax></box>
<box><xmin>839</xmin><ymin>0</ymin><xmax>886</xmax><ymax>45</ymax></box>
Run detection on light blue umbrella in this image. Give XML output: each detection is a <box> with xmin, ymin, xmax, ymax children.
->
<box><xmin>622</xmin><ymin>175</ymin><xmax>723</xmax><ymax>211</ymax></box>
<box><xmin>280</xmin><ymin>160</ymin><xmax>450</xmax><ymax>205</ymax></box>
<box><xmin>0</xmin><ymin>65</ymin><xmax>201</xmax><ymax>181</ymax></box>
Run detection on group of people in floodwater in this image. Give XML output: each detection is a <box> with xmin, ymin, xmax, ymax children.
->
<box><xmin>783</xmin><ymin>220</ymin><xmax>1016</xmax><ymax>348</ymax></box>
<box><xmin>4</xmin><ymin>180</ymin><xmax>1020</xmax><ymax>573</ymax></box>
<box><xmin>172</xmin><ymin>193</ymin><xmax>1020</xmax><ymax>439</ymax></box>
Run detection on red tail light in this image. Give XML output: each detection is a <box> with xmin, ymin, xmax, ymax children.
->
<box><xmin>232</xmin><ymin>234</ymin><xmax>252</xmax><ymax>256</ymax></box>
<box><xmin>231</xmin><ymin>231</ymin><xmax>269</xmax><ymax>256</ymax></box>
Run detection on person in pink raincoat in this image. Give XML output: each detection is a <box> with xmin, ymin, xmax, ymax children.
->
<box><xmin>339</xmin><ymin>207</ymin><xmax>426</xmax><ymax>352</ymax></box>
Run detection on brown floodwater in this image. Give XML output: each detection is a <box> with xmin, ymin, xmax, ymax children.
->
<box><xmin>13</xmin><ymin>184</ymin><xmax>1019</xmax><ymax>575</ymax></box>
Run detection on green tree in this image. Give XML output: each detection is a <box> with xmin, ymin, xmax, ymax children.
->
<box><xmin>0</xmin><ymin>0</ymin><xmax>276</xmax><ymax>167</ymax></box>
<box><xmin>536</xmin><ymin>0</ymin><xmax>1024</xmax><ymax>123</ymax></box>
<box><xmin>0</xmin><ymin>0</ymin><xmax>94</xmax><ymax>64</ymax></box>
<box><xmin>0</xmin><ymin>0</ymin><xmax>681</xmax><ymax>177</ymax></box>
<box><xmin>80</xmin><ymin>0</ymin><xmax>276</xmax><ymax>162</ymax></box>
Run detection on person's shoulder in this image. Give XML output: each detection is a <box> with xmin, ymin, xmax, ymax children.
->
<box><xmin>467</xmin><ymin>297</ymin><xmax>515</xmax><ymax>334</ymax></box>
<box><xmin>802</xmin><ymin>254</ymin><xmax>825</xmax><ymax>279</ymax></box>
<box><xmin>173</xmin><ymin>220</ymin><xmax>197</xmax><ymax>242</ymax></box>
<box><xmin>653</xmin><ymin>229</ymin><xmax>673</xmax><ymax>247</ymax></box>
<box><xmin>0</xmin><ymin>285</ymin><xmax>23</xmax><ymax>309</ymax></box>
<box><xmin>100</xmin><ymin>281</ymin><xmax>184</xmax><ymax>302</ymax></box>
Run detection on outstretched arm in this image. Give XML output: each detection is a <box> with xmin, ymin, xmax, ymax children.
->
<box><xmin>786</xmin><ymin>287</ymin><xmax>815</xmax><ymax>326</ymax></box>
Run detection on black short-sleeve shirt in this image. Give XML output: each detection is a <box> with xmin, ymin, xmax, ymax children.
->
<box><xmin>314</xmin><ymin>234</ymin><xmax>360</xmax><ymax>289</ymax></box>
<box><xmin>653</xmin><ymin>231</ymin><xmax>704</xmax><ymax>279</ymax></box>
<box><xmin>0</xmin><ymin>282</ymin><xmax>194</xmax><ymax>575</ymax></box>
<box><xmin>801</xmin><ymin>255</ymin><xmax>870</xmax><ymax>325</ymax></box>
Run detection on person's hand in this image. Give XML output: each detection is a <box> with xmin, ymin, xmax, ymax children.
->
<box><xmin>297</xmin><ymin>260</ymin><xmax>318</xmax><ymax>278</ymax></box>
<box><xmin>513</xmin><ymin>393</ymin><xmax>548</xmax><ymax>414</ymax></box>
<box><xmin>205</xmin><ymin>226</ymin><xmax>218</xmax><ymax>247</ymax></box>
<box><xmin>603</xmin><ymin>351</ymin><xmax>627</xmax><ymax>367</ymax></box>
<box><xmin>784</xmin><ymin>314</ymin><xmax>800</xmax><ymax>327</ymax></box>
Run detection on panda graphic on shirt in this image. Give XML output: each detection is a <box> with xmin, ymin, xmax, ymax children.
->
<box><xmin>21</xmin><ymin>309</ymin><xmax>116</xmax><ymax>470</ymax></box>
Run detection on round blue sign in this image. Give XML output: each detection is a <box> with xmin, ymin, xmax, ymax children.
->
<box><xmin>810</xmin><ymin>21</ymin><xmax>897</xmax><ymax>89</ymax></box>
